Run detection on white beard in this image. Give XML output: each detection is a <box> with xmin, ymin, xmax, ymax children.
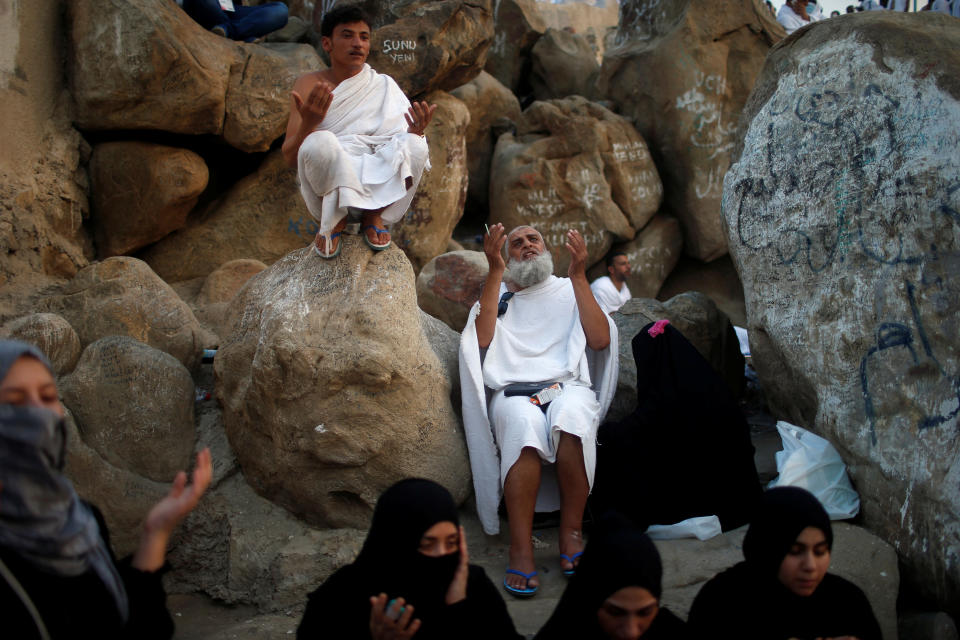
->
<box><xmin>506</xmin><ymin>251</ymin><xmax>554</xmax><ymax>289</ymax></box>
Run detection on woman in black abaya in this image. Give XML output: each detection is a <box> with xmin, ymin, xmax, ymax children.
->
<box><xmin>297</xmin><ymin>478</ymin><xmax>522</xmax><ymax>640</ymax></box>
<box><xmin>591</xmin><ymin>320</ymin><xmax>761</xmax><ymax>531</ymax></box>
<box><xmin>0</xmin><ymin>340</ymin><xmax>212</xmax><ymax>639</ymax></box>
<box><xmin>687</xmin><ymin>487</ymin><xmax>881</xmax><ymax>640</ymax></box>
<box><xmin>535</xmin><ymin>512</ymin><xmax>686</xmax><ymax>640</ymax></box>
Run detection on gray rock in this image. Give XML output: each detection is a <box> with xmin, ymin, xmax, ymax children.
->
<box><xmin>0</xmin><ymin>313</ymin><xmax>82</xmax><ymax>376</ymax></box>
<box><xmin>722</xmin><ymin>10</ymin><xmax>960</xmax><ymax>617</ymax></box>
<box><xmin>450</xmin><ymin>71</ymin><xmax>523</xmax><ymax>221</ymax></box>
<box><xmin>63</xmin><ymin>409</ymin><xmax>168</xmax><ymax>557</ymax></box>
<box><xmin>392</xmin><ymin>90</ymin><xmax>470</xmax><ymax>272</ymax></box>
<box><xmin>598</xmin><ymin>0</ymin><xmax>783</xmax><ymax>261</ymax></box>
<box><xmin>41</xmin><ymin>257</ymin><xmax>204</xmax><ymax>370</ymax></box>
<box><xmin>90</xmin><ymin>142</ymin><xmax>208</xmax><ymax>258</ymax></box>
<box><xmin>214</xmin><ymin>239</ymin><xmax>471</xmax><ymax>528</ymax></box>
<box><xmin>416</xmin><ymin>250</ymin><xmax>488</xmax><ymax>332</ymax></box>
<box><xmin>419</xmin><ymin>309</ymin><xmax>462</xmax><ymax>414</ymax></box>
<box><xmin>489</xmin><ymin>95</ymin><xmax>662</xmax><ymax>273</ymax></box>
<box><xmin>609</xmin><ymin>292</ymin><xmax>743</xmax><ymax>421</ymax></box>
<box><xmin>900</xmin><ymin>612</ymin><xmax>959</xmax><ymax>640</ymax></box>
<box><xmin>530</xmin><ymin>28</ymin><xmax>600</xmax><ymax>101</ymax></box>
<box><xmin>165</xmin><ymin>473</ymin><xmax>366</xmax><ymax>610</ymax></box>
<box><xmin>60</xmin><ymin>337</ymin><xmax>195</xmax><ymax>483</ymax></box>
<box><xmin>68</xmin><ymin>0</ymin><xmax>322</xmax><ymax>152</ymax></box>
<box><xmin>139</xmin><ymin>152</ymin><xmax>309</xmax><ymax>283</ymax></box>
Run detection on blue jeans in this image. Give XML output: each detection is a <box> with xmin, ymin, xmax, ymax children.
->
<box><xmin>182</xmin><ymin>1</ymin><xmax>288</xmax><ymax>42</ymax></box>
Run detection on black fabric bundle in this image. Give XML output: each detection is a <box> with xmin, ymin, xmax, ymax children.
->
<box><xmin>687</xmin><ymin>487</ymin><xmax>882</xmax><ymax>640</ymax></box>
<box><xmin>591</xmin><ymin>322</ymin><xmax>762</xmax><ymax>531</ymax></box>
<box><xmin>535</xmin><ymin>512</ymin><xmax>686</xmax><ymax>640</ymax></box>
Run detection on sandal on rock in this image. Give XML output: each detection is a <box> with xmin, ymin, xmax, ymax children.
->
<box><xmin>503</xmin><ymin>568</ymin><xmax>538</xmax><ymax>598</ymax></box>
<box><xmin>362</xmin><ymin>225</ymin><xmax>391</xmax><ymax>251</ymax></box>
<box><xmin>312</xmin><ymin>231</ymin><xmax>342</xmax><ymax>259</ymax></box>
<box><xmin>560</xmin><ymin>551</ymin><xmax>583</xmax><ymax>578</ymax></box>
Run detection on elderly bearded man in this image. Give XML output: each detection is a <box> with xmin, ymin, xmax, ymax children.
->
<box><xmin>459</xmin><ymin>224</ymin><xmax>618</xmax><ymax>597</ymax></box>
<box><xmin>282</xmin><ymin>5</ymin><xmax>436</xmax><ymax>258</ymax></box>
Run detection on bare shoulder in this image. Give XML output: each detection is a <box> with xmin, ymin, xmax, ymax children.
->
<box><xmin>292</xmin><ymin>70</ymin><xmax>330</xmax><ymax>92</ymax></box>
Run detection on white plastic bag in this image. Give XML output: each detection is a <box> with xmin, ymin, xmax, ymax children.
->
<box><xmin>646</xmin><ymin>515</ymin><xmax>722</xmax><ymax>541</ymax></box>
<box><xmin>767</xmin><ymin>421</ymin><xmax>860</xmax><ymax>520</ymax></box>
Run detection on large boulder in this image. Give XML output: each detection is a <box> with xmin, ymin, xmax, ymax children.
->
<box><xmin>450</xmin><ymin>71</ymin><xmax>523</xmax><ymax>220</ymax></box>
<box><xmin>60</xmin><ymin>337</ymin><xmax>195</xmax><ymax>483</ymax></box>
<box><xmin>598</xmin><ymin>0</ymin><xmax>783</xmax><ymax>262</ymax></box>
<box><xmin>215</xmin><ymin>237</ymin><xmax>471</xmax><ymax>528</ymax></box>
<box><xmin>608</xmin><ymin>291</ymin><xmax>743</xmax><ymax>421</ymax></box>
<box><xmin>587</xmin><ymin>213</ymin><xmax>683</xmax><ymax>299</ymax></box>
<box><xmin>0</xmin><ymin>313</ymin><xmax>82</xmax><ymax>376</ymax></box>
<box><xmin>658</xmin><ymin>255</ymin><xmax>747</xmax><ymax>327</ymax></box>
<box><xmin>41</xmin><ymin>257</ymin><xmax>204</xmax><ymax>370</ymax></box>
<box><xmin>317</xmin><ymin>0</ymin><xmax>494</xmax><ymax>98</ymax></box>
<box><xmin>68</xmin><ymin>0</ymin><xmax>322</xmax><ymax>152</ymax></box>
<box><xmin>483</xmin><ymin>0</ymin><xmax>546</xmax><ymax>96</ymax></box>
<box><xmin>193</xmin><ymin>259</ymin><xmax>269</xmax><ymax>341</ymax></box>
<box><xmin>392</xmin><ymin>91</ymin><xmax>470</xmax><ymax>272</ymax></box>
<box><xmin>139</xmin><ymin>152</ymin><xmax>309</xmax><ymax>282</ymax></box>
<box><xmin>489</xmin><ymin>95</ymin><xmax>662</xmax><ymax>273</ymax></box>
<box><xmin>416</xmin><ymin>250</ymin><xmax>488</xmax><ymax>332</ymax></box>
<box><xmin>722</xmin><ymin>11</ymin><xmax>960</xmax><ymax>616</ymax></box>
<box><xmin>165</xmin><ymin>473</ymin><xmax>366</xmax><ymax>610</ymax></box>
<box><xmin>89</xmin><ymin>142</ymin><xmax>208</xmax><ymax>258</ymax></box>
<box><xmin>530</xmin><ymin>28</ymin><xmax>600</xmax><ymax>102</ymax></box>
<box><xmin>63</xmin><ymin>410</ymin><xmax>169</xmax><ymax>557</ymax></box>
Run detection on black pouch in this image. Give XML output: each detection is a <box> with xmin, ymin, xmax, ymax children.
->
<box><xmin>503</xmin><ymin>382</ymin><xmax>552</xmax><ymax>397</ymax></box>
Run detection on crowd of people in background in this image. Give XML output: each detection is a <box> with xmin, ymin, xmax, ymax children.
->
<box><xmin>767</xmin><ymin>0</ymin><xmax>959</xmax><ymax>34</ymax></box>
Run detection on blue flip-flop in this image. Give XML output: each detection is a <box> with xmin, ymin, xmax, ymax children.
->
<box><xmin>362</xmin><ymin>224</ymin><xmax>391</xmax><ymax>251</ymax></box>
<box><xmin>560</xmin><ymin>551</ymin><xmax>583</xmax><ymax>577</ymax></box>
<box><xmin>503</xmin><ymin>568</ymin><xmax>538</xmax><ymax>598</ymax></box>
<box><xmin>312</xmin><ymin>231</ymin><xmax>342</xmax><ymax>259</ymax></box>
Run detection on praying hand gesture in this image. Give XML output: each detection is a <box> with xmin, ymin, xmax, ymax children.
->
<box><xmin>292</xmin><ymin>80</ymin><xmax>335</xmax><ymax>131</ymax></box>
<box><xmin>405</xmin><ymin>101</ymin><xmax>437</xmax><ymax>136</ymax></box>
<box><xmin>565</xmin><ymin>229</ymin><xmax>589</xmax><ymax>279</ymax></box>
<box><xmin>132</xmin><ymin>448</ymin><xmax>213</xmax><ymax>572</ymax></box>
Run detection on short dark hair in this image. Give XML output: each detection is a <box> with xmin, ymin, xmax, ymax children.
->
<box><xmin>606</xmin><ymin>252</ymin><xmax>627</xmax><ymax>269</ymax></box>
<box><xmin>321</xmin><ymin>5</ymin><xmax>372</xmax><ymax>38</ymax></box>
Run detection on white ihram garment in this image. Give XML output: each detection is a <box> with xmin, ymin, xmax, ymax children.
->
<box><xmin>590</xmin><ymin>276</ymin><xmax>631</xmax><ymax>314</ymax></box>
<box><xmin>458</xmin><ymin>275</ymin><xmax>618</xmax><ymax>535</ymax></box>
<box><xmin>297</xmin><ymin>64</ymin><xmax>430</xmax><ymax>237</ymax></box>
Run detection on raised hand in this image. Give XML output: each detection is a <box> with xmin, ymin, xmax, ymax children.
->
<box><xmin>445</xmin><ymin>525</ymin><xmax>469</xmax><ymax>605</ymax></box>
<box><xmin>565</xmin><ymin>229</ymin><xmax>589</xmax><ymax>279</ymax></box>
<box><xmin>292</xmin><ymin>80</ymin><xmax>335</xmax><ymax>130</ymax></box>
<box><xmin>405</xmin><ymin>101</ymin><xmax>438</xmax><ymax>136</ymax></box>
<box><xmin>369</xmin><ymin>594</ymin><xmax>421</xmax><ymax>640</ymax></box>
<box><xmin>483</xmin><ymin>223</ymin><xmax>507</xmax><ymax>273</ymax></box>
<box><xmin>132</xmin><ymin>448</ymin><xmax>213</xmax><ymax>571</ymax></box>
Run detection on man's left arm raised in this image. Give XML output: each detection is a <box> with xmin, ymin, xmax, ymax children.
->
<box><xmin>565</xmin><ymin>229</ymin><xmax>610</xmax><ymax>351</ymax></box>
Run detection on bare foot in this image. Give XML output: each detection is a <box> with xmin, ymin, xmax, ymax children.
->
<box><xmin>312</xmin><ymin>218</ymin><xmax>347</xmax><ymax>257</ymax></box>
<box><xmin>361</xmin><ymin>210</ymin><xmax>391</xmax><ymax>247</ymax></box>
<box><xmin>505</xmin><ymin>540</ymin><xmax>539</xmax><ymax>591</ymax></box>
<box><xmin>559</xmin><ymin>528</ymin><xmax>584</xmax><ymax>574</ymax></box>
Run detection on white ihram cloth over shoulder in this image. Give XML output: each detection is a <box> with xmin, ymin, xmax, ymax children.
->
<box><xmin>590</xmin><ymin>276</ymin><xmax>631</xmax><ymax>314</ymax></box>
<box><xmin>297</xmin><ymin>63</ymin><xmax>430</xmax><ymax>235</ymax></box>
<box><xmin>458</xmin><ymin>275</ymin><xmax>618</xmax><ymax>534</ymax></box>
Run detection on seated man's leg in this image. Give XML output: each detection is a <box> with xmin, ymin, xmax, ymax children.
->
<box><xmin>489</xmin><ymin>392</ymin><xmax>551</xmax><ymax>592</ymax></box>
<box><xmin>229</xmin><ymin>2</ymin><xmax>289</xmax><ymax>42</ymax></box>
<box><xmin>181</xmin><ymin>0</ymin><xmax>231</xmax><ymax>34</ymax></box>
<box><xmin>503</xmin><ymin>447</ymin><xmax>541</xmax><ymax>591</ymax></box>
<box><xmin>546</xmin><ymin>384</ymin><xmax>601</xmax><ymax>573</ymax></box>
<box><xmin>361</xmin><ymin>210</ymin><xmax>390</xmax><ymax>249</ymax></box>
<box><xmin>298</xmin><ymin>130</ymin><xmax>350</xmax><ymax>257</ymax></box>
<box><xmin>556</xmin><ymin>432</ymin><xmax>587</xmax><ymax>573</ymax></box>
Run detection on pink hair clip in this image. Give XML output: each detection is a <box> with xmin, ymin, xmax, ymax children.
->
<box><xmin>648</xmin><ymin>319</ymin><xmax>670</xmax><ymax>338</ymax></box>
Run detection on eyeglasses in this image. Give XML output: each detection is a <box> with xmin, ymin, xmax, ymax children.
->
<box><xmin>497</xmin><ymin>292</ymin><xmax>514</xmax><ymax>317</ymax></box>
